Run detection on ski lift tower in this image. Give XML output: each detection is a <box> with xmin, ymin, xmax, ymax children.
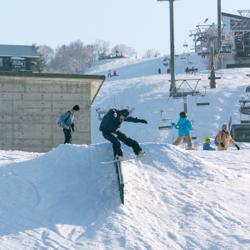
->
<box><xmin>217</xmin><ymin>0</ymin><xmax>222</xmax><ymax>68</ymax></box>
<box><xmin>157</xmin><ymin>0</ymin><xmax>176</xmax><ymax>96</ymax></box>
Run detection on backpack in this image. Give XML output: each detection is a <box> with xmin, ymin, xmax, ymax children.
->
<box><xmin>57</xmin><ymin>111</ymin><xmax>71</xmax><ymax>128</ymax></box>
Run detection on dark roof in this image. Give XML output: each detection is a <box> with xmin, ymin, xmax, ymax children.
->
<box><xmin>0</xmin><ymin>44</ymin><xmax>39</xmax><ymax>58</ymax></box>
<box><xmin>222</xmin><ymin>12</ymin><xmax>250</xmax><ymax>20</ymax></box>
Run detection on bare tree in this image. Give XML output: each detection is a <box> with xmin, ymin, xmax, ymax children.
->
<box><xmin>47</xmin><ymin>40</ymin><xmax>96</xmax><ymax>74</ymax></box>
<box><xmin>111</xmin><ymin>44</ymin><xmax>137</xmax><ymax>58</ymax></box>
<box><xmin>143</xmin><ymin>49</ymin><xmax>161</xmax><ymax>58</ymax></box>
<box><xmin>94</xmin><ymin>39</ymin><xmax>110</xmax><ymax>59</ymax></box>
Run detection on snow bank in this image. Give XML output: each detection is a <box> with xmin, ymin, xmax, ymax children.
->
<box><xmin>0</xmin><ymin>143</ymin><xmax>249</xmax><ymax>249</ymax></box>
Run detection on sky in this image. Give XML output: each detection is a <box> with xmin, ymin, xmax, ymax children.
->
<box><xmin>0</xmin><ymin>0</ymin><xmax>249</xmax><ymax>56</ymax></box>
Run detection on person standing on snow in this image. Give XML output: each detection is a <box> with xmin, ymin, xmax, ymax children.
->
<box><xmin>172</xmin><ymin>111</ymin><xmax>193</xmax><ymax>149</ymax></box>
<box><xmin>215</xmin><ymin>124</ymin><xmax>240</xmax><ymax>151</ymax></box>
<box><xmin>203</xmin><ymin>136</ymin><xmax>215</xmax><ymax>151</ymax></box>
<box><xmin>58</xmin><ymin>105</ymin><xmax>80</xmax><ymax>144</ymax></box>
<box><xmin>99</xmin><ymin>108</ymin><xmax>147</xmax><ymax>160</ymax></box>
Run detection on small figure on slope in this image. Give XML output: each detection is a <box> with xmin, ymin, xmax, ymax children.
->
<box><xmin>99</xmin><ymin>108</ymin><xmax>147</xmax><ymax>160</ymax></box>
<box><xmin>172</xmin><ymin>112</ymin><xmax>193</xmax><ymax>149</ymax></box>
<box><xmin>203</xmin><ymin>136</ymin><xmax>215</xmax><ymax>151</ymax></box>
<box><xmin>215</xmin><ymin>124</ymin><xmax>240</xmax><ymax>151</ymax></box>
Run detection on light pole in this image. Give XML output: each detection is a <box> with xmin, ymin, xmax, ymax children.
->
<box><xmin>157</xmin><ymin>0</ymin><xmax>176</xmax><ymax>95</ymax></box>
<box><xmin>217</xmin><ymin>0</ymin><xmax>222</xmax><ymax>68</ymax></box>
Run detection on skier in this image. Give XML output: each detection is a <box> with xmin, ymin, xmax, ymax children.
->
<box><xmin>215</xmin><ymin>124</ymin><xmax>240</xmax><ymax>151</ymax></box>
<box><xmin>58</xmin><ymin>105</ymin><xmax>80</xmax><ymax>144</ymax></box>
<box><xmin>172</xmin><ymin>111</ymin><xmax>193</xmax><ymax>149</ymax></box>
<box><xmin>203</xmin><ymin>136</ymin><xmax>215</xmax><ymax>151</ymax></box>
<box><xmin>99</xmin><ymin>108</ymin><xmax>147</xmax><ymax>160</ymax></box>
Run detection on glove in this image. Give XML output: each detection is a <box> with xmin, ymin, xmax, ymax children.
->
<box><xmin>139</xmin><ymin>119</ymin><xmax>148</xmax><ymax>124</ymax></box>
<box><xmin>235</xmin><ymin>144</ymin><xmax>240</xmax><ymax>150</ymax></box>
<box><xmin>220</xmin><ymin>143</ymin><xmax>225</xmax><ymax>148</ymax></box>
<box><xmin>71</xmin><ymin>123</ymin><xmax>75</xmax><ymax>132</ymax></box>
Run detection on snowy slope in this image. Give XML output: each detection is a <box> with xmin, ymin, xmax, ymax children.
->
<box><xmin>1</xmin><ymin>55</ymin><xmax>250</xmax><ymax>249</ymax></box>
<box><xmin>91</xmin><ymin>57</ymin><xmax>250</xmax><ymax>146</ymax></box>
<box><xmin>0</xmin><ymin>143</ymin><xmax>250</xmax><ymax>249</ymax></box>
<box><xmin>86</xmin><ymin>53</ymin><xmax>206</xmax><ymax>80</ymax></box>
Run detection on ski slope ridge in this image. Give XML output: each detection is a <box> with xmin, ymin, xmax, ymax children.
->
<box><xmin>0</xmin><ymin>143</ymin><xmax>249</xmax><ymax>249</ymax></box>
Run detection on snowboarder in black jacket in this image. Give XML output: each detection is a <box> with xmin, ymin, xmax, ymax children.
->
<box><xmin>99</xmin><ymin>108</ymin><xmax>147</xmax><ymax>160</ymax></box>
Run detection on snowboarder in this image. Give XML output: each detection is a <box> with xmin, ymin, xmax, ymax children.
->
<box><xmin>58</xmin><ymin>105</ymin><xmax>80</xmax><ymax>144</ymax></box>
<box><xmin>203</xmin><ymin>136</ymin><xmax>215</xmax><ymax>151</ymax></box>
<box><xmin>215</xmin><ymin>124</ymin><xmax>240</xmax><ymax>151</ymax></box>
<box><xmin>172</xmin><ymin>112</ymin><xmax>193</xmax><ymax>149</ymax></box>
<box><xmin>99</xmin><ymin>108</ymin><xmax>147</xmax><ymax>160</ymax></box>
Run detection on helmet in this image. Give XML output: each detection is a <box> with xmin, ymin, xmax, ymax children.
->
<box><xmin>179</xmin><ymin>111</ymin><xmax>187</xmax><ymax>118</ymax></box>
<box><xmin>204</xmin><ymin>136</ymin><xmax>211</xmax><ymax>143</ymax></box>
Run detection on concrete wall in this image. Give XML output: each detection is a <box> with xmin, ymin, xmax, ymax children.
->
<box><xmin>0</xmin><ymin>73</ymin><xmax>104</xmax><ymax>152</ymax></box>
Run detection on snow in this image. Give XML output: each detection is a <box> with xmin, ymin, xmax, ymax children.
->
<box><xmin>1</xmin><ymin>54</ymin><xmax>250</xmax><ymax>249</ymax></box>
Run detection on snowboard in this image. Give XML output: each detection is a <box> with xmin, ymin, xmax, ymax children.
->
<box><xmin>101</xmin><ymin>155</ymin><xmax>145</xmax><ymax>164</ymax></box>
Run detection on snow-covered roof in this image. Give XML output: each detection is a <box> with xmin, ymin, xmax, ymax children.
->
<box><xmin>0</xmin><ymin>44</ymin><xmax>39</xmax><ymax>58</ymax></box>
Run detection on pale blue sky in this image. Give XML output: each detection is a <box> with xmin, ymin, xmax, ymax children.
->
<box><xmin>0</xmin><ymin>0</ymin><xmax>248</xmax><ymax>56</ymax></box>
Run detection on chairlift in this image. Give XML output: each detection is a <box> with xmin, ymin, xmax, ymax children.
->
<box><xmin>196</xmin><ymin>96</ymin><xmax>210</xmax><ymax>106</ymax></box>
<box><xmin>245</xmin><ymin>86</ymin><xmax>250</xmax><ymax>99</ymax></box>
<box><xmin>239</xmin><ymin>99</ymin><xmax>250</xmax><ymax>123</ymax></box>
<box><xmin>163</xmin><ymin>57</ymin><xmax>169</xmax><ymax>67</ymax></box>
<box><xmin>196</xmin><ymin>87</ymin><xmax>210</xmax><ymax>106</ymax></box>
<box><xmin>158</xmin><ymin>110</ymin><xmax>172</xmax><ymax>130</ymax></box>
<box><xmin>239</xmin><ymin>99</ymin><xmax>250</xmax><ymax>115</ymax></box>
<box><xmin>158</xmin><ymin>118</ymin><xmax>173</xmax><ymax>130</ymax></box>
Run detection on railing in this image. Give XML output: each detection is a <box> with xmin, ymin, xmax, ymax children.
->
<box><xmin>114</xmin><ymin>160</ymin><xmax>125</xmax><ymax>204</ymax></box>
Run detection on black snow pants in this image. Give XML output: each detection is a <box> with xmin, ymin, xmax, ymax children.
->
<box><xmin>63</xmin><ymin>128</ymin><xmax>72</xmax><ymax>144</ymax></box>
<box><xmin>102</xmin><ymin>130</ymin><xmax>142</xmax><ymax>157</ymax></box>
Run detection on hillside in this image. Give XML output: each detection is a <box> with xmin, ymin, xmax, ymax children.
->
<box><xmin>0</xmin><ymin>143</ymin><xmax>249</xmax><ymax>249</ymax></box>
<box><xmin>90</xmin><ymin>55</ymin><xmax>250</xmax><ymax>147</ymax></box>
<box><xmin>0</xmin><ymin>55</ymin><xmax>250</xmax><ymax>249</ymax></box>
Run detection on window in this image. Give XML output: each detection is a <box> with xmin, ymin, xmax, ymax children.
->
<box><xmin>0</xmin><ymin>58</ymin><xmax>3</xmax><ymax>67</ymax></box>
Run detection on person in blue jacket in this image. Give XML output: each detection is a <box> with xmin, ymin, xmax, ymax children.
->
<box><xmin>203</xmin><ymin>136</ymin><xmax>215</xmax><ymax>151</ymax></box>
<box><xmin>59</xmin><ymin>105</ymin><xmax>80</xmax><ymax>144</ymax></box>
<box><xmin>172</xmin><ymin>111</ymin><xmax>193</xmax><ymax>149</ymax></box>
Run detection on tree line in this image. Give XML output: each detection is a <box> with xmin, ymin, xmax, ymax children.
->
<box><xmin>37</xmin><ymin>40</ymin><xmax>161</xmax><ymax>74</ymax></box>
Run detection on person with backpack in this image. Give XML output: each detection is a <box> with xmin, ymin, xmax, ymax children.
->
<box><xmin>171</xmin><ymin>111</ymin><xmax>193</xmax><ymax>149</ymax></box>
<box><xmin>215</xmin><ymin>124</ymin><xmax>240</xmax><ymax>151</ymax></box>
<box><xmin>99</xmin><ymin>108</ymin><xmax>147</xmax><ymax>160</ymax></box>
<box><xmin>58</xmin><ymin>105</ymin><xmax>80</xmax><ymax>144</ymax></box>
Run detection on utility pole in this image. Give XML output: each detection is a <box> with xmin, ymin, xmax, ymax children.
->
<box><xmin>217</xmin><ymin>0</ymin><xmax>222</xmax><ymax>68</ymax></box>
<box><xmin>157</xmin><ymin>0</ymin><xmax>176</xmax><ymax>95</ymax></box>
